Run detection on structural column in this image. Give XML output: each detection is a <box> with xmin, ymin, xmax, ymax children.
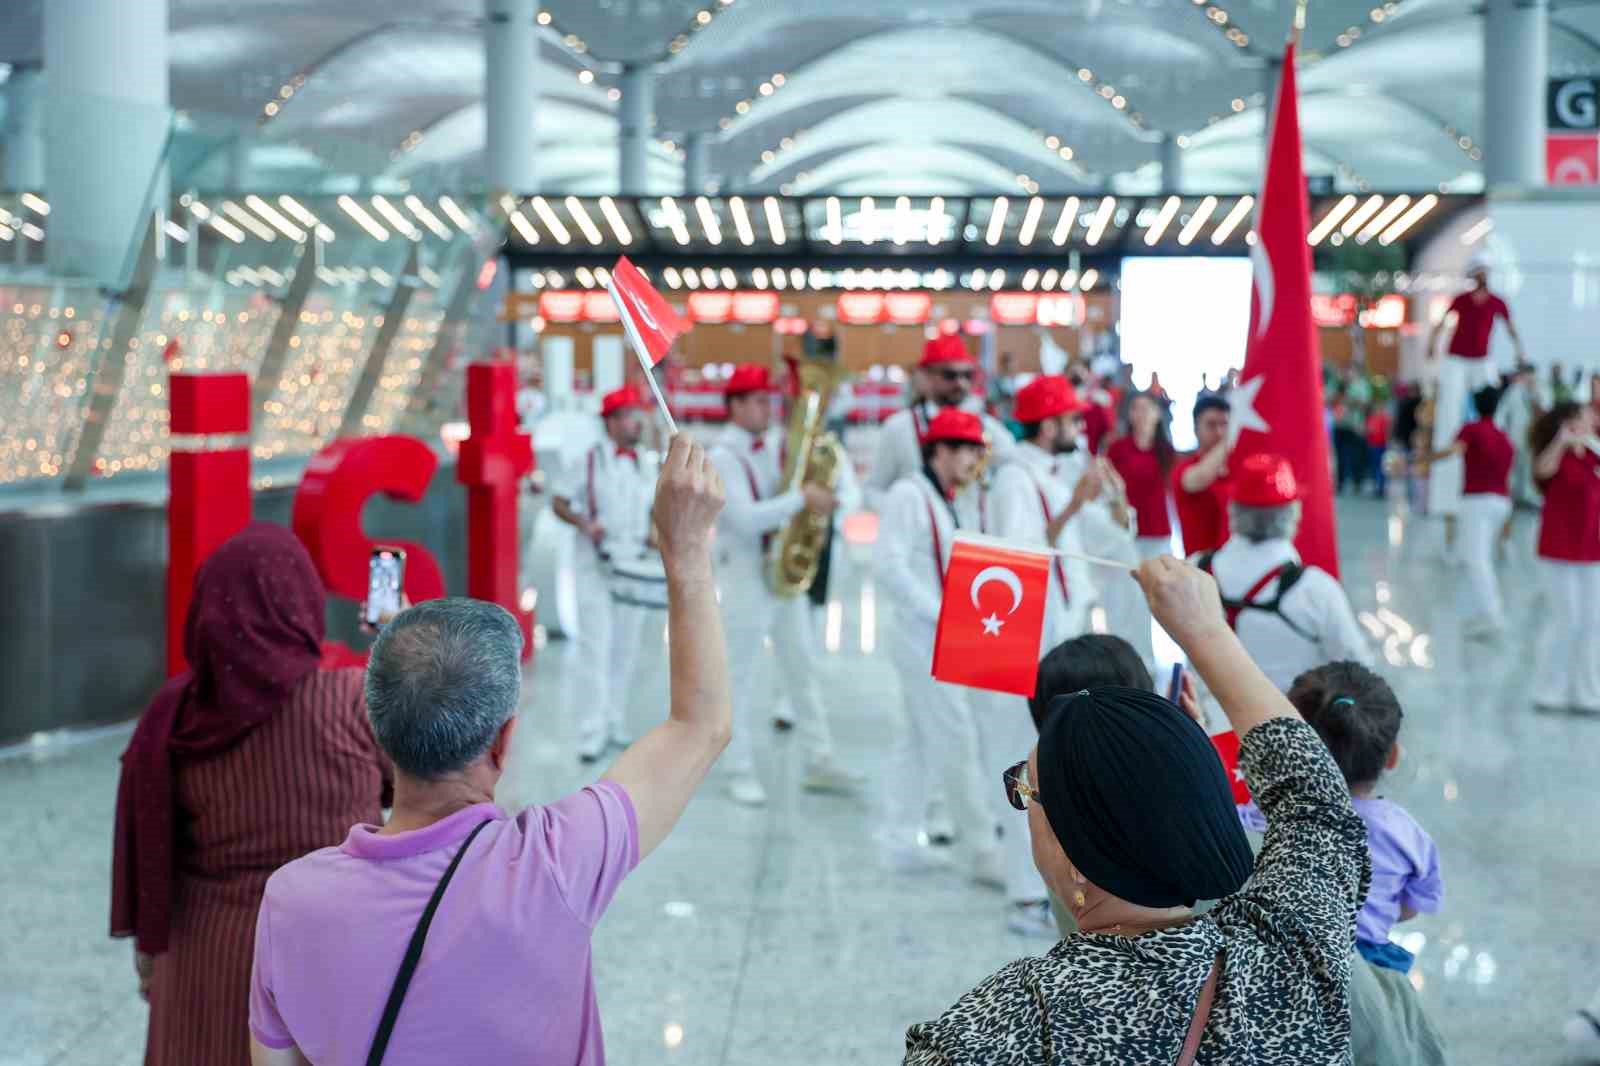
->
<box><xmin>4</xmin><ymin>67</ymin><xmax>46</xmax><ymax>191</ymax></box>
<box><xmin>485</xmin><ymin>0</ymin><xmax>538</xmax><ymax>193</ymax></box>
<box><xmin>1158</xmin><ymin>133</ymin><xmax>1183</xmax><ymax>193</ymax></box>
<box><xmin>44</xmin><ymin>0</ymin><xmax>168</xmax><ymax>283</ymax></box>
<box><xmin>684</xmin><ymin>131</ymin><xmax>711</xmax><ymax>194</ymax></box>
<box><xmin>224</xmin><ymin>135</ymin><xmax>251</xmax><ymax>190</ymax></box>
<box><xmin>619</xmin><ymin>64</ymin><xmax>656</xmax><ymax>195</ymax></box>
<box><xmin>1483</xmin><ymin>0</ymin><xmax>1547</xmax><ymax>188</ymax></box>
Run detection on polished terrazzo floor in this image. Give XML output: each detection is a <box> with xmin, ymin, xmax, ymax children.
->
<box><xmin>3</xmin><ymin>496</ymin><xmax>1597</xmax><ymax>1066</ymax></box>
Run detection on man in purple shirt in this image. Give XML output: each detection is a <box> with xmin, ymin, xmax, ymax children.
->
<box><xmin>248</xmin><ymin>435</ymin><xmax>730</xmax><ymax>1066</ymax></box>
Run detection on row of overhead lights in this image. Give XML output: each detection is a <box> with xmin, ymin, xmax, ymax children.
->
<box><xmin>0</xmin><ymin>193</ymin><xmax>49</xmax><ymax>241</ymax></box>
<box><xmin>178</xmin><ymin>192</ymin><xmax>476</xmax><ymax>245</ymax></box>
<box><xmin>1303</xmin><ymin>192</ymin><xmax>1439</xmax><ymax>247</ymax></box>
<box><xmin>523</xmin><ymin>265</ymin><xmax>1103</xmax><ymax>293</ymax></box>
<box><xmin>502</xmin><ymin>194</ymin><xmax>642</xmax><ymax>247</ymax></box>
<box><xmin>716</xmin><ymin>71</ymin><xmax>787</xmax><ymax>132</ymax></box>
<box><xmin>1188</xmin><ymin>0</ymin><xmax>1251</xmax><ymax>49</ymax></box>
<box><xmin>982</xmin><ymin>195</ymin><xmax>1256</xmax><ymax>249</ymax></box>
<box><xmin>668</xmin><ymin>0</ymin><xmax>737</xmax><ymax>57</ymax></box>
<box><xmin>1074</xmin><ymin>66</ymin><xmax>1147</xmax><ymax>130</ymax></box>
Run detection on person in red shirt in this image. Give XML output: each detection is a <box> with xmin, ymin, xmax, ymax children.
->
<box><xmin>1105</xmin><ymin>391</ymin><xmax>1177</xmax><ymax>667</ymax></box>
<box><xmin>1527</xmin><ymin>401</ymin><xmax>1600</xmax><ymax>711</ymax></box>
<box><xmin>1365</xmin><ymin>405</ymin><xmax>1392</xmax><ymax>499</ymax></box>
<box><xmin>1172</xmin><ymin>394</ymin><xmax>1232</xmax><ymax>556</ymax></box>
<box><xmin>1428</xmin><ymin>387</ymin><xmax>1515</xmax><ymax>636</ymax></box>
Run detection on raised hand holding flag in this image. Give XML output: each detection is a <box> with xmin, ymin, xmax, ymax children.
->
<box><xmin>607</xmin><ymin>256</ymin><xmax>691</xmax><ymax>432</ymax></box>
<box><xmin>932</xmin><ymin>534</ymin><xmax>1053</xmax><ymax>697</ymax></box>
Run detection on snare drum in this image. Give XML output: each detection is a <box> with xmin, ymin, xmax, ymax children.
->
<box><xmin>608</xmin><ymin>554</ymin><xmax>669</xmax><ymax>610</ymax></box>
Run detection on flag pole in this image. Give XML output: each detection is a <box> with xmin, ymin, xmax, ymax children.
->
<box><xmin>606</xmin><ymin>277</ymin><xmax>679</xmax><ymax>435</ymax></box>
<box><xmin>952</xmin><ymin>531</ymin><xmax>1136</xmax><ymax>572</ymax></box>
<box><xmin>1291</xmin><ymin>0</ymin><xmax>1308</xmax><ymax>46</ymax></box>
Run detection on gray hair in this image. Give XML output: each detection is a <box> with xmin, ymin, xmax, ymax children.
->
<box><xmin>366</xmin><ymin>598</ymin><xmax>523</xmax><ymax>780</ymax></box>
<box><xmin>1228</xmin><ymin>501</ymin><xmax>1301</xmax><ymax>544</ymax></box>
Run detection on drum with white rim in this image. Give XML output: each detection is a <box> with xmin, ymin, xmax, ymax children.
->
<box><xmin>608</xmin><ymin>553</ymin><xmax>669</xmax><ymax>610</ymax></box>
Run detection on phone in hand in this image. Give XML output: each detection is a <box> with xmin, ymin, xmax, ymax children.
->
<box><xmin>1166</xmin><ymin>663</ymin><xmax>1185</xmax><ymax>706</ymax></box>
<box><xmin>365</xmin><ymin>547</ymin><xmax>406</xmax><ymax>628</ymax></box>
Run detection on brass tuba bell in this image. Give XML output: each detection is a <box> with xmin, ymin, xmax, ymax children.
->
<box><xmin>768</xmin><ymin>355</ymin><xmax>846</xmax><ymax>597</ymax></box>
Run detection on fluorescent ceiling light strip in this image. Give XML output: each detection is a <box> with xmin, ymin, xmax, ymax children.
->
<box><xmin>1357</xmin><ymin>195</ymin><xmax>1411</xmax><ymax>243</ymax></box>
<box><xmin>19</xmin><ymin>221</ymin><xmax>44</xmax><ymax>241</ymax></box>
<box><xmin>530</xmin><ymin>197</ymin><xmax>571</xmax><ymax>244</ymax></box>
<box><xmin>564</xmin><ymin>197</ymin><xmax>604</xmax><ymax>245</ymax></box>
<box><xmin>163</xmin><ymin>220</ymin><xmax>189</xmax><ymax>243</ymax></box>
<box><xmin>664</xmin><ymin>266</ymin><xmax>682</xmax><ymax>288</ymax></box>
<box><xmin>1339</xmin><ymin>195</ymin><xmax>1385</xmax><ymax>238</ymax></box>
<box><xmin>1059</xmin><ymin>269</ymin><xmax>1078</xmax><ymax>290</ymax></box>
<box><xmin>598</xmin><ymin>197</ymin><xmax>633</xmax><ymax>244</ymax></box>
<box><xmin>659</xmin><ymin>198</ymin><xmax>690</xmax><ymax>245</ymax></box>
<box><xmin>1022</xmin><ymin>268</ymin><xmax>1039</xmax><ymax>290</ymax></box>
<box><xmin>1459</xmin><ymin>217</ymin><xmax>1494</xmax><ymax>246</ymax></box>
<box><xmin>1379</xmin><ymin>194</ymin><xmax>1438</xmax><ymax>246</ymax></box>
<box><xmin>438</xmin><ymin>196</ymin><xmax>477</xmax><ymax>233</ymax></box>
<box><xmin>694</xmin><ymin>197</ymin><xmax>723</xmax><ymax>245</ymax></box>
<box><xmin>1210</xmin><ymin>196</ymin><xmax>1254</xmax><ymax>244</ymax></box>
<box><xmin>506</xmin><ymin>207</ymin><xmax>539</xmax><ymax>244</ymax></box>
<box><xmin>790</xmin><ymin>268</ymin><xmax>804</xmax><ymax>289</ymax></box>
<box><xmin>221</xmin><ymin>201</ymin><xmax>276</xmax><ymax>241</ymax></box>
<box><xmin>1051</xmin><ymin>197</ymin><xmax>1080</xmax><ymax>246</ymax></box>
<box><xmin>859</xmin><ymin>197</ymin><xmax>876</xmax><ymax>245</ymax></box>
<box><xmin>244</xmin><ymin>195</ymin><xmax>305</xmax><ymax>241</ymax></box>
<box><xmin>1306</xmin><ymin>195</ymin><xmax>1358</xmax><ymax>245</ymax></box>
<box><xmin>751</xmin><ymin>267</ymin><xmax>766</xmax><ymax>288</ymax></box>
<box><xmin>894</xmin><ymin>196</ymin><xmax>912</xmax><ymax>246</ymax></box>
<box><xmin>1018</xmin><ymin>197</ymin><xmax>1045</xmax><ymax>246</ymax></box>
<box><xmin>1084</xmin><ymin>196</ymin><xmax>1116</xmax><ymax>246</ymax></box>
<box><xmin>1143</xmin><ymin>195</ymin><xmax>1182</xmax><ymax>246</ymax></box>
<box><xmin>1041</xmin><ymin>267</ymin><xmax>1059</xmax><ymax>288</ymax></box>
<box><xmin>721</xmin><ymin>267</ymin><xmax>738</xmax><ymax>288</ymax></box>
<box><xmin>1080</xmin><ymin>268</ymin><xmax>1099</xmax><ymax>291</ymax></box>
<box><xmin>986</xmin><ymin>197</ymin><xmax>1010</xmax><ymax>246</ymax></box>
<box><xmin>763</xmin><ymin>197</ymin><xmax>786</xmax><ymax>244</ymax></box>
<box><xmin>338</xmin><ymin>196</ymin><xmax>389</xmax><ymax>241</ymax></box>
<box><xmin>928</xmin><ymin>196</ymin><xmax>945</xmax><ymax>245</ymax></box>
<box><xmin>826</xmin><ymin>197</ymin><xmax>842</xmax><ymax>245</ymax></box>
<box><xmin>728</xmin><ymin>197</ymin><xmax>755</xmax><ymax>246</ymax></box>
<box><xmin>207</xmin><ymin>214</ymin><xmax>245</xmax><ymax>242</ymax></box>
<box><xmin>370</xmin><ymin>196</ymin><xmax>420</xmax><ymax>240</ymax></box>
<box><xmin>1177</xmin><ymin>196</ymin><xmax>1218</xmax><ymax>246</ymax></box>
<box><xmin>405</xmin><ymin>195</ymin><xmax>454</xmax><ymax>240</ymax></box>
<box><xmin>21</xmin><ymin>192</ymin><xmax>49</xmax><ymax>215</ymax></box>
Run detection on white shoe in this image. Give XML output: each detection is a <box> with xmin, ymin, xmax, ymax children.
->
<box><xmin>577</xmin><ymin>737</ymin><xmax>606</xmax><ymax>765</ymax></box>
<box><xmin>1565</xmin><ymin>1010</ymin><xmax>1600</xmax><ymax>1062</ymax></box>
<box><xmin>925</xmin><ymin>814</ymin><xmax>958</xmax><ymax>847</ymax></box>
<box><xmin>801</xmin><ymin>756</ymin><xmax>864</xmax><ymax>795</ymax></box>
<box><xmin>726</xmin><ymin>774</ymin><xmax>768</xmax><ymax>807</ymax></box>
<box><xmin>607</xmin><ymin>726</ymin><xmax>633</xmax><ymax>749</ymax></box>
<box><xmin>972</xmin><ymin>846</ymin><xmax>1006</xmax><ymax>892</ymax></box>
<box><xmin>1007</xmin><ymin>900</ymin><xmax>1059</xmax><ymax>939</ymax></box>
<box><xmin>883</xmin><ymin>837</ymin><xmax>952</xmax><ymax>874</ymax></box>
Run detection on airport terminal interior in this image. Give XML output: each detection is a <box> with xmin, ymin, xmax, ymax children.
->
<box><xmin>2</xmin><ymin>1</ymin><xmax>1600</xmax><ymax>1065</ymax></box>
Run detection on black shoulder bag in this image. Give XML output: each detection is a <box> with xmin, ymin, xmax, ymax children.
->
<box><xmin>365</xmin><ymin>819</ymin><xmax>492</xmax><ymax>1066</ymax></box>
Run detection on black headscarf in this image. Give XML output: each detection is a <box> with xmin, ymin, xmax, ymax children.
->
<box><xmin>1035</xmin><ymin>686</ymin><xmax>1254</xmax><ymax>909</ymax></box>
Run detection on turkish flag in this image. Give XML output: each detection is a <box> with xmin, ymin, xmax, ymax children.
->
<box><xmin>608</xmin><ymin>255</ymin><xmax>691</xmax><ymax>367</ymax></box>
<box><xmin>1209</xmin><ymin>729</ymin><xmax>1252</xmax><ymax>805</ymax></box>
<box><xmin>1230</xmin><ymin>42</ymin><xmax>1340</xmax><ymax>576</ymax></box>
<box><xmin>932</xmin><ymin>534</ymin><xmax>1052</xmax><ymax>697</ymax></box>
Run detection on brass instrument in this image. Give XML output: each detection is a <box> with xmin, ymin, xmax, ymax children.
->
<box><xmin>769</xmin><ymin>355</ymin><xmax>846</xmax><ymax>596</ymax></box>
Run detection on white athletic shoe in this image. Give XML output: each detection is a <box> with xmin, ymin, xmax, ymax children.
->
<box><xmin>1564</xmin><ymin>1010</ymin><xmax>1600</xmax><ymax>1062</ymax></box>
<box><xmin>883</xmin><ymin>837</ymin><xmax>952</xmax><ymax>875</ymax></box>
<box><xmin>800</xmin><ymin>757</ymin><xmax>865</xmax><ymax>795</ymax></box>
<box><xmin>607</xmin><ymin>726</ymin><xmax>633</xmax><ymax>749</ymax></box>
<box><xmin>726</xmin><ymin>774</ymin><xmax>768</xmax><ymax>807</ymax></box>
<box><xmin>1007</xmin><ymin>900</ymin><xmax>1059</xmax><ymax>939</ymax></box>
<box><xmin>925</xmin><ymin>814</ymin><xmax>958</xmax><ymax>847</ymax></box>
<box><xmin>971</xmin><ymin>846</ymin><xmax>1006</xmax><ymax>892</ymax></box>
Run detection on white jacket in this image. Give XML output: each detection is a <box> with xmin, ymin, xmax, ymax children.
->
<box><xmin>709</xmin><ymin>424</ymin><xmax>804</xmax><ymax>585</ymax></box>
<box><xmin>989</xmin><ymin>442</ymin><xmax>1091</xmax><ymax>653</ymax></box>
<box><xmin>553</xmin><ymin>439</ymin><xmax>654</xmax><ymax>570</ymax></box>
<box><xmin>865</xmin><ymin>400</ymin><xmax>1016</xmax><ymax>509</ymax></box>
<box><xmin>875</xmin><ymin>471</ymin><xmax>983</xmax><ymax>662</ymax></box>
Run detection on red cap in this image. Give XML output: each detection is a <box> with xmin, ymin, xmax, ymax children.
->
<box><xmin>600</xmin><ymin>384</ymin><xmax>646</xmax><ymax>418</ymax></box>
<box><xmin>923</xmin><ymin>408</ymin><xmax>987</xmax><ymax>447</ymax></box>
<box><xmin>1230</xmin><ymin>453</ymin><xmax>1300</xmax><ymax>507</ymax></box>
<box><xmin>918</xmin><ymin>334</ymin><xmax>976</xmax><ymax>368</ymax></box>
<box><xmin>724</xmin><ymin>363</ymin><xmax>773</xmax><ymax>397</ymax></box>
<box><xmin>1012</xmin><ymin>375</ymin><xmax>1092</xmax><ymax>424</ymax></box>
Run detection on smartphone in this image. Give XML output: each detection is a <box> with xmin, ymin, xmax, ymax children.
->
<box><xmin>1166</xmin><ymin>663</ymin><xmax>1185</xmax><ymax>706</ymax></box>
<box><xmin>366</xmin><ymin>547</ymin><xmax>406</xmax><ymax>627</ymax></box>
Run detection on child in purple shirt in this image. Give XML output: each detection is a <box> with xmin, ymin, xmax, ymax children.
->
<box><xmin>1238</xmin><ymin>660</ymin><xmax>1443</xmax><ymax>974</ymax></box>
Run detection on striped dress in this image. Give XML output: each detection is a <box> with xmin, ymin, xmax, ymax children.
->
<box><xmin>143</xmin><ymin>667</ymin><xmax>390</xmax><ymax>1066</ymax></box>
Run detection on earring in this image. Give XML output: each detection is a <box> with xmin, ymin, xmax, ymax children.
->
<box><xmin>1071</xmin><ymin>890</ymin><xmax>1087</xmax><ymax>909</ymax></box>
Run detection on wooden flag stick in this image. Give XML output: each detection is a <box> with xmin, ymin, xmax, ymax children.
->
<box><xmin>606</xmin><ymin>277</ymin><xmax>679</xmax><ymax>435</ymax></box>
<box><xmin>1291</xmin><ymin>0</ymin><xmax>1309</xmax><ymax>46</ymax></box>
<box><xmin>952</xmin><ymin>530</ymin><xmax>1138</xmax><ymax>572</ymax></box>
<box><xmin>1054</xmin><ymin>548</ymin><xmax>1140</xmax><ymax>572</ymax></box>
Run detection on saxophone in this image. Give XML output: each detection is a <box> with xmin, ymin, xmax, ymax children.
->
<box><xmin>768</xmin><ymin>354</ymin><xmax>846</xmax><ymax>596</ymax></box>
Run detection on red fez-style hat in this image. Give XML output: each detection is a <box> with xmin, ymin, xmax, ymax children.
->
<box><xmin>919</xmin><ymin>333</ymin><xmax>976</xmax><ymax>368</ymax></box>
<box><xmin>1013</xmin><ymin>375</ymin><xmax>1092</xmax><ymax>424</ymax></box>
<box><xmin>923</xmin><ymin>408</ymin><xmax>987</xmax><ymax>447</ymax></box>
<box><xmin>1230</xmin><ymin>452</ymin><xmax>1300</xmax><ymax>507</ymax></box>
<box><xmin>724</xmin><ymin>363</ymin><xmax>773</xmax><ymax>397</ymax></box>
<box><xmin>600</xmin><ymin>384</ymin><xmax>646</xmax><ymax>418</ymax></box>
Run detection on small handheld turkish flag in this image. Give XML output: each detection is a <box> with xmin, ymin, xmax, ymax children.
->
<box><xmin>932</xmin><ymin>533</ymin><xmax>1052</xmax><ymax>697</ymax></box>
<box><xmin>608</xmin><ymin>256</ymin><xmax>691</xmax><ymax>432</ymax></box>
<box><xmin>1209</xmin><ymin>729</ymin><xmax>1252</xmax><ymax>805</ymax></box>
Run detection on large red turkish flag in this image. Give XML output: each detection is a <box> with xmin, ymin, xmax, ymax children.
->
<box><xmin>608</xmin><ymin>255</ymin><xmax>691</xmax><ymax>367</ymax></box>
<box><xmin>1231</xmin><ymin>41</ymin><xmax>1340</xmax><ymax>576</ymax></box>
<box><xmin>932</xmin><ymin>534</ymin><xmax>1052</xmax><ymax>697</ymax></box>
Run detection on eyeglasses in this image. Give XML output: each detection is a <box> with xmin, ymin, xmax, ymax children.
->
<box><xmin>1003</xmin><ymin>759</ymin><xmax>1039</xmax><ymax>811</ymax></box>
<box><xmin>936</xmin><ymin>368</ymin><xmax>975</xmax><ymax>383</ymax></box>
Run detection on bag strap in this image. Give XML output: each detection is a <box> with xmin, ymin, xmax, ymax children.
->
<box><xmin>365</xmin><ymin>819</ymin><xmax>493</xmax><ymax>1066</ymax></box>
<box><xmin>1176</xmin><ymin>955</ymin><xmax>1221</xmax><ymax>1066</ymax></box>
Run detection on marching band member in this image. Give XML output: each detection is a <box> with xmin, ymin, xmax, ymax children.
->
<box><xmin>1426</xmin><ymin>386</ymin><xmax>1515</xmax><ymax>637</ymax></box>
<box><xmin>1194</xmin><ymin>452</ymin><xmax>1373</xmax><ymax>692</ymax></box>
<box><xmin>875</xmin><ymin>409</ymin><xmax>996</xmax><ymax>878</ymax></box>
<box><xmin>709</xmin><ymin>363</ymin><xmax>858</xmax><ymax>806</ymax></box>
<box><xmin>1527</xmin><ymin>402</ymin><xmax>1600</xmax><ymax>712</ymax></box>
<box><xmin>866</xmin><ymin>333</ymin><xmax>1014</xmax><ymax>507</ymax></box>
<box><xmin>1173</xmin><ymin>393</ymin><xmax>1234</xmax><ymax>556</ymax></box>
<box><xmin>550</xmin><ymin>384</ymin><xmax>654</xmax><ymax>763</ymax></box>
<box><xmin>1105</xmin><ymin>390</ymin><xmax>1179</xmax><ymax>667</ymax></box>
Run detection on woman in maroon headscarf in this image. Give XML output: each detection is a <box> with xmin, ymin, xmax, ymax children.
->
<box><xmin>111</xmin><ymin>522</ymin><xmax>390</xmax><ymax>1065</ymax></box>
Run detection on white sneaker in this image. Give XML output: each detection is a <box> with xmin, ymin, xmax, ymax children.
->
<box><xmin>971</xmin><ymin>846</ymin><xmax>1006</xmax><ymax>892</ymax></box>
<box><xmin>577</xmin><ymin>737</ymin><xmax>606</xmax><ymax>765</ymax></box>
<box><xmin>883</xmin><ymin>837</ymin><xmax>952</xmax><ymax>874</ymax></box>
<box><xmin>925</xmin><ymin>814</ymin><xmax>958</xmax><ymax>847</ymax></box>
<box><xmin>607</xmin><ymin>726</ymin><xmax>633</xmax><ymax>749</ymax></box>
<box><xmin>726</xmin><ymin>774</ymin><xmax>768</xmax><ymax>807</ymax></box>
<box><xmin>1564</xmin><ymin>1010</ymin><xmax>1600</xmax><ymax>1062</ymax></box>
<box><xmin>801</xmin><ymin>756</ymin><xmax>865</xmax><ymax>795</ymax></box>
<box><xmin>1007</xmin><ymin>900</ymin><xmax>1059</xmax><ymax>939</ymax></box>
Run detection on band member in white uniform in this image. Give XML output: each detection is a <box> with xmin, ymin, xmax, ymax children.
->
<box><xmin>866</xmin><ymin>333</ymin><xmax>1014</xmax><ymax>508</ymax></box>
<box><xmin>550</xmin><ymin>385</ymin><xmax>654</xmax><ymax>762</ymax></box>
<box><xmin>982</xmin><ymin>376</ymin><xmax>1107</xmax><ymax>936</ymax></box>
<box><xmin>1194</xmin><ymin>452</ymin><xmax>1373</xmax><ymax>692</ymax></box>
<box><xmin>709</xmin><ymin>363</ymin><xmax>859</xmax><ymax>806</ymax></box>
<box><xmin>875</xmin><ymin>409</ymin><xmax>997</xmax><ymax>879</ymax></box>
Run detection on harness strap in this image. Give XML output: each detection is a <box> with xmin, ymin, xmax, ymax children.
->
<box><xmin>923</xmin><ymin>495</ymin><xmax>945</xmax><ymax>586</ymax></box>
<box><xmin>735</xmin><ymin>451</ymin><xmax>773</xmax><ymax>553</ymax></box>
<box><xmin>1034</xmin><ymin>484</ymin><xmax>1071</xmax><ymax>608</ymax></box>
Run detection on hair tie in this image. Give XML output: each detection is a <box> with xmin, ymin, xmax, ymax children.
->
<box><xmin>1330</xmin><ymin>696</ymin><xmax>1356</xmax><ymax>710</ymax></box>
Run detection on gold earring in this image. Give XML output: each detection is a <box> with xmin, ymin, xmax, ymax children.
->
<box><xmin>1071</xmin><ymin>890</ymin><xmax>1087</xmax><ymax>908</ymax></box>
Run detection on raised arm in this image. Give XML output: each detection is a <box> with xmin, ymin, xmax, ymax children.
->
<box><xmin>1179</xmin><ymin>441</ymin><xmax>1229</xmax><ymax>493</ymax></box>
<box><xmin>604</xmin><ymin>436</ymin><xmax>731</xmax><ymax>859</ymax></box>
<box><xmin>1534</xmin><ymin>425</ymin><xmax>1576</xmax><ymax>480</ymax></box>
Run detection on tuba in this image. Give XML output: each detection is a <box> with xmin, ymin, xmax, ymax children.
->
<box><xmin>769</xmin><ymin>354</ymin><xmax>846</xmax><ymax>597</ymax></box>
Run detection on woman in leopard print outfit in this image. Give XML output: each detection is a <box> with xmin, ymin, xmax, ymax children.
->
<box><xmin>905</xmin><ymin>556</ymin><xmax>1371</xmax><ymax>1065</ymax></box>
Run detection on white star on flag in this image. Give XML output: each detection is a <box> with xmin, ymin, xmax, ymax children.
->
<box><xmin>1233</xmin><ymin>767</ymin><xmax>1246</xmax><ymax>783</ymax></box>
<box><xmin>981</xmin><ymin>613</ymin><xmax>1005</xmax><ymax>636</ymax></box>
<box><xmin>1225</xmin><ymin>373</ymin><xmax>1271</xmax><ymax>453</ymax></box>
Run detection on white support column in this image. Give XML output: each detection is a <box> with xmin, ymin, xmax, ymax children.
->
<box><xmin>1158</xmin><ymin>134</ymin><xmax>1183</xmax><ymax>193</ymax></box>
<box><xmin>684</xmin><ymin>131</ymin><xmax>711</xmax><ymax>194</ymax></box>
<box><xmin>619</xmin><ymin>64</ymin><xmax>655</xmax><ymax>196</ymax></box>
<box><xmin>44</xmin><ymin>0</ymin><xmax>169</xmax><ymax>282</ymax></box>
<box><xmin>485</xmin><ymin>0</ymin><xmax>538</xmax><ymax>193</ymax></box>
<box><xmin>1483</xmin><ymin>0</ymin><xmax>1547</xmax><ymax>188</ymax></box>
<box><xmin>4</xmin><ymin>67</ymin><xmax>46</xmax><ymax>191</ymax></box>
<box><xmin>224</xmin><ymin>135</ymin><xmax>251</xmax><ymax>190</ymax></box>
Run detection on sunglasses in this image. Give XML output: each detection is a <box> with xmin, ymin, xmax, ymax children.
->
<box><xmin>936</xmin><ymin>368</ymin><xmax>975</xmax><ymax>383</ymax></box>
<box><xmin>1003</xmin><ymin>759</ymin><xmax>1040</xmax><ymax>812</ymax></box>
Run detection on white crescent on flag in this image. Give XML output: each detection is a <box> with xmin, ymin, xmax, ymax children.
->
<box><xmin>624</xmin><ymin>288</ymin><xmax>660</xmax><ymax>332</ymax></box>
<box><xmin>970</xmin><ymin>565</ymin><xmax>1025</xmax><ymax>613</ymax></box>
<box><xmin>1250</xmin><ymin>239</ymin><xmax>1275</xmax><ymax>340</ymax></box>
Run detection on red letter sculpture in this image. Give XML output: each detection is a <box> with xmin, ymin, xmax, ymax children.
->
<box><xmin>167</xmin><ymin>373</ymin><xmax>253</xmax><ymax>676</ymax></box>
<box><xmin>457</xmin><ymin>362</ymin><xmax>536</xmax><ymax>659</ymax></box>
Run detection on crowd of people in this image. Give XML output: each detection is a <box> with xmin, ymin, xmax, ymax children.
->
<box><xmin>110</xmin><ymin>295</ymin><xmax>1598</xmax><ymax>1063</ymax></box>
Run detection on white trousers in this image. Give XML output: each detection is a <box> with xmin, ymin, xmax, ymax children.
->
<box><xmin>1102</xmin><ymin>536</ymin><xmax>1168</xmax><ymax>669</ymax></box>
<box><xmin>1534</xmin><ymin>560</ymin><xmax>1600</xmax><ymax>710</ymax></box>
<box><xmin>969</xmin><ymin>692</ymin><xmax>1049</xmax><ymax>903</ymax></box>
<box><xmin>1429</xmin><ymin>357</ymin><xmax>1500</xmax><ymax>516</ymax></box>
<box><xmin>566</xmin><ymin>562</ymin><xmax>646</xmax><ymax>752</ymax></box>
<box><xmin>885</xmin><ymin>637</ymin><xmax>992</xmax><ymax>849</ymax></box>
<box><xmin>722</xmin><ymin>573</ymin><xmax>834</xmax><ymax>775</ymax></box>
<box><xmin>1458</xmin><ymin>494</ymin><xmax>1512</xmax><ymax>627</ymax></box>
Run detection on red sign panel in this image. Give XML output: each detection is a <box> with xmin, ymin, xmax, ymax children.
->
<box><xmin>884</xmin><ymin>291</ymin><xmax>933</xmax><ymax>325</ymax></box>
<box><xmin>687</xmin><ymin>291</ymin><xmax>735</xmax><ymax>323</ymax></box>
<box><xmin>775</xmin><ymin>316</ymin><xmax>809</xmax><ymax>335</ymax></box>
<box><xmin>732</xmin><ymin>291</ymin><xmax>780</xmax><ymax>324</ymax></box>
<box><xmin>1547</xmin><ymin>134</ymin><xmax>1600</xmax><ymax>185</ymax></box>
<box><xmin>989</xmin><ymin>292</ymin><xmax>1038</xmax><ymax>326</ymax></box>
<box><xmin>582</xmin><ymin>291</ymin><xmax>620</xmax><ymax>322</ymax></box>
<box><xmin>539</xmin><ymin>290</ymin><xmax>585</xmax><ymax>323</ymax></box>
<box><xmin>837</xmin><ymin>291</ymin><xmax>886</xmax><ymax>324</ymax></box>
<box><xmin>1311</xmin><ymin>293</ymin><xmax>1358</xmax><ymax>327</ymax></box>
